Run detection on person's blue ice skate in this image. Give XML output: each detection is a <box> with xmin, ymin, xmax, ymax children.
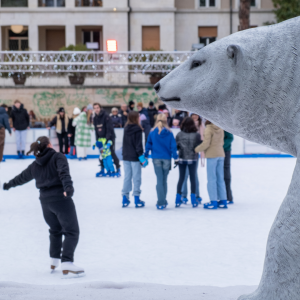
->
<box><xmin>2</xmin><ymin>158</ymin><xmax>5</xmax><ymax>162</ymax></box>
<box><xmin>114</xmin><ymin>168</ymin><xmax>121</xmax><ymax>178</ymax></box>
<box><xmin>227</xmin><ymin>200</ymin><xmax>234</xmax><ymax>205</ymax></box>
<box><xmin>191</xmin><ymin>194</ymin><xmax>199</xmax><ymax>208</ymax></box>
<box><xmin>134</xmin><ymin>196</ymin><xmax>145</xmax><ymax>208</ymax></box>
<box><xmin>203</xmin><ymin>201</ymin><xmax>218</xmax><ymax>209</ymax></box>
<box><xmin>156</xmin><ymin>204</ymin><xmax>167</xmax><ymax>210</ymax></box>
<box><xmin>122</xmin><ymin>195</ymin><xmax>130</xmax><ymax>207</ymax></box>
<box><xmin>96</xmin><ymin>169</ymin><xmax>106</xmax><ymax>177</ymax></box>
<box><xmin>196</xmin><ymin>196</ymin><xmax>202</xmax><ymax>204</ymax></box>
<box><xmin>182</xmin><ymin>197</ymin><xmax>188</xmax><ymax>204</ymax></box>
<box><xmin>175</xmin><ymin>193</ymin><xmax>183</xmax><ymax>208</ymax></box>
<box><xmin>218</xmin><ymin>200</ymin><xmax>228</xmax><ymax>209</ymax></box>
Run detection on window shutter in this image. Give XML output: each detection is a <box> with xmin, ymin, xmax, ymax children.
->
<box><xmin>198</xmin><ymin>27</ymin><xmax>218</xmax><ymax>37</ymax></box>
<box><xmin>142</xmin><ymin>26</ymin><xmax>160</xmax><ymax>51</ymax></box>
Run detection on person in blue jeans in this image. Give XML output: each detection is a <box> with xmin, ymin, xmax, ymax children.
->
<box><xmin>145</xmin><ymin>114</ymin><xmax>178</xmax><ymax>210</ymax></box>
<box><xmin>195</xmin><ymin>121</ymin><xmax>227</xmax><ymax>209</ymax></box>
<box><xmin>122</xmin><ymin>111</ymin><xmax>148</xmax><ymax>208</ymax></box>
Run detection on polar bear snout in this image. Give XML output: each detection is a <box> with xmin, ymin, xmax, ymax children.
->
<box><xmin>154</xmin><ymin>82</ymin><xmax>161</xmax><ymax>93</ymax></box>
<box><xmin>154</xmin><ymin>82</ymin><xmax>181</xmax><ymax>102</ymax></box>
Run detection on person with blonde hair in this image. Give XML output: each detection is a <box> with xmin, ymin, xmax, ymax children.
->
<box><xmin>145</xmin><ymin>114</ymin><xmax>178</xmax><ymax>210</ymax></box>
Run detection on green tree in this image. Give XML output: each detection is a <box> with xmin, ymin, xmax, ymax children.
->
<box><xmin>272</xmin><ymin>0</ymin><xmax>300</xmax><ymax>23</ymax></box>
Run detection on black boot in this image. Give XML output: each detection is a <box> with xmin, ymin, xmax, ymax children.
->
<box><xmin>17</xmin><ymin>151</ymin><xmax>21</xmax><ymax>159</ymax></box>
<box><xmin>21</xmin><ymin>150</ymin><xmax>25</xmax><ymax>158</ymax></box>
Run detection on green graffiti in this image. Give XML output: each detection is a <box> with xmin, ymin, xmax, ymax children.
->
<box><xmin>95</xmin><ymin>88</ymin><xmax>158</xmax><ymax>105</ymax></box>
<box><xmin>0</xmin><ymin>99</ymin><xmax>13</xmax><ymax>106</ymax></box>
<box><xmin>66</xmin><ymin>89</ymin><xmax>90</xmax><ymax>108</ymax></box>
<box><xmin>33</xmin><ymin>90</ymin><xmax>66</xmax><ymax>117</ymax></box>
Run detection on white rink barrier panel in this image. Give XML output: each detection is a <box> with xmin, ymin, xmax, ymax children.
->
<box><xmin>2</xmin><ymin>128</ymin><xmax>292</xmax><ymax>158</ymax></box>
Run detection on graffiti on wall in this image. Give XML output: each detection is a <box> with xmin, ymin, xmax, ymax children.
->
<box><xmin>1</xmin><ymin>87</ymin><xmax>159</xmax><ymax>118</ymax></box>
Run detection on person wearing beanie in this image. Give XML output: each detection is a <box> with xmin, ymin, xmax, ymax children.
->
<box><xmin>11</xmin><ymin>99</ymin><xmax>30</xmax><ymax>159</ymax></box>
<box><xmin>128</xmin><ymin>101</ymin><xmax>135</xmax><ymax>111</ymax></box>
<box><xmin>137</xmin><ymin>102</ymin><xmax>151</xmax><ymax>146</ymax></box>
<box><xmin>68</xmin><ymin>107</ymin><xmax>81</xmax><ymax>157</ymax></box>
<box><xmin>48</xmin><ymin>107</ymin><xmax>69</xmax><ymax>154</ymax></box>
<box><xmin>110</xmin><ymin>107</ymin><xmax>122</xmax><ymax>128</ymax></box>
<box><xmin>147</xmin><ymin>101</ymin><xmax>158</xmax><ymax>127</ymax></box>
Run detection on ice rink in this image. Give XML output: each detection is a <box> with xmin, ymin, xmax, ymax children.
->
<box><xmin>0</xmin><ymin>157</ymin><xmax>296</xmax><ymax>299</ymax></box>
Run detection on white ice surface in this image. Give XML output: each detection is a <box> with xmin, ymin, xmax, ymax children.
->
<box><xmin>0</xmin><ymin>158</ymin><xmax>296</xmax><ymax>299</ymax></box>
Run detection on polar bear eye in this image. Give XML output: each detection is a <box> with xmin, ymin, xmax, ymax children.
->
<box><xmin>190</xmin><ymin>60</ymin><xmax>205</xmax><ymax>70</ymax></box>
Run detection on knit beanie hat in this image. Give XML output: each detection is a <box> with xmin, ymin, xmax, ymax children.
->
<box><xmin>129</xmin><ymin>100</ymin><xmax>135</xmax><ymax>106</ymax></box>
<box><xmin>73</xmin><ymin>107</ymin><xmax>81</xmax><ymax>115</ymax></box>
<box><xmin>58</xmin><ymin>107</ymin><xmax>65</xmax><ymax>113</ymax></box>
<box><xmin>87</xmin><ymin>104</ymin><xmax>93</xmax><ymax>111</ymax></box>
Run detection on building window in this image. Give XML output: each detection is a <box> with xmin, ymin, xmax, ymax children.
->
<box><xmin>142</xmin><ymin>26</ymin><xmax>160</xmax><ymax>51</ymax></box>
<box><xmin>1</xmin><ymin>0</ymin><xmax>28</xmax><ymax>6</ymax></box>
<box><xmin>251</xmin><ymin>0</ymin><xmax>256</xmax><ymax>6</ymax></box>
<box><xmin>9</xmin><ymin>28</ymin><xmax>28</xmax><ymax>50</ymax></box>
<box><xmin>38</xmin><ymin>0</ymin><xmax>65</xmax><ymax>6</ymax></box>
<box><xmin>83</xmin><ymin>30</ymin><xmax>100</xmax><ymax>50</ymax></box>
<box><xmin>75</xmin><ymin>0</ymin><xmax>103</xmax><ymax>6</ymax></box>
<box><xmin>198</xmin><ymin>26</ymin><xmax>217</xmax><ymax>46</ymax></box>
<box><xmin>199</xmin><ymin>0</ymin><xmax>215</xmax><ymax>7</ymax></box>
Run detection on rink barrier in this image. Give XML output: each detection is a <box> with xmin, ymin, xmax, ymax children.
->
<box><xmin>2</xmin><ymin>154</ymin><xmax>294</xmax><ymax>159</ymax></box>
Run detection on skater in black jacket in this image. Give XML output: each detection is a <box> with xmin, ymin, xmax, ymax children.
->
<box><xmin>3</xmin><ymin>136</ymin><xmax>85</xmax><ymax>278</ymax></box>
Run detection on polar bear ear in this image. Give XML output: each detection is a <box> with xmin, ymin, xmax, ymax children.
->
<box><xmin>227</xmin><ymin>45</ymin><xmax>243</xmax><ymax>65</ymax></box>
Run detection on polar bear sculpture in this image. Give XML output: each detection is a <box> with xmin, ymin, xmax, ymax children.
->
<box><xmin>155</xmin><ymin>17</ymin><xmax>300</xmax><ymax>300</ymax></box>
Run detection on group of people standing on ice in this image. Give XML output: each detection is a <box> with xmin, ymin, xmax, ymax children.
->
<box><xmin>120</xmin><ymin>109</ymin><xmax>234</xmax><ymax>210</ymax></box>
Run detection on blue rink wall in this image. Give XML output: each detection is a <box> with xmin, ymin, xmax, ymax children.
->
<box><xmin>2</xmin><ymin>128</ymin><xmax>293</xmax><ymax>159</ymax></box>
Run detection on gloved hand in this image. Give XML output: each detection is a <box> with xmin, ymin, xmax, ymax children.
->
<box><xmin>65</xmin><ymin>186</ymin><xmax>74</xmax><ymax>198</ymax></box>
<box><xmin>139</xmin><ymin>155</ymin><xmax>148</xmax><ymax>168</ymax></box>
<box><xmin>3</xmin><ymin>183</ymin><xmax>10</xmax><ymax>190</ymax></box>
<box><xmin>174</xmin><ymin>159</ymin><xmax>179</xmax><ymax>168</ymax></box>
<box><xmin>92</xmin><ymin>144</ymin><xmax>96</xmax><ymax>150</ymax></box>
<box><xmin>106</xmin><ymin>140</ymin><xmax>113</xmax><ymax>149</ymax></box>
<box><xmin>96</xmin><ymin>140</ymin><xmax>104</xmax><ymax>150</ymax></box>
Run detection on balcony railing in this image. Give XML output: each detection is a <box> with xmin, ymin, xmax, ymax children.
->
<box><xmin>1</xmin><ymin>0</ymin><xmax>28</xmax><ymax>7</ymax></box>
<box><xmin>0</xmin><ymin>51</ymin><xmax>194</xmax><ymax>74</ymax></box>
<box><xmin>75</xmin><ymin>0</ymin><xmax>102</xmax><ymax>7</ymax></box>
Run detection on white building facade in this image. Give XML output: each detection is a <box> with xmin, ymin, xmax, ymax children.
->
<box><xmin>0</xmin><ymin>0</ymin><xmax>276</xmax><ymax>52</ymax></box>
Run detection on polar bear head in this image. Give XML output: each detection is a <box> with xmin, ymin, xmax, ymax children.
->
<box><xmin>155</xmin><ymin>17</ymin><xmax>300</xmax><ymax>156</ymax></box>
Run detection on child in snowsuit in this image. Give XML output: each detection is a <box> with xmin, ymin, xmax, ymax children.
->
<box><xmin>94</xmin><ymin>138</ymin><xmax>115</xmax><ymax>177</ymax></box>
<box><xmin>3</xmin><ymin>136</ymin><xmax>84</xmax><ymax>277</ymax></box>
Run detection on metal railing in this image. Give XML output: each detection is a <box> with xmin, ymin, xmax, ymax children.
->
<box><xmin>0</xmin><ymin>51</ymin><xmax>194</xmax><ymax>74</ymax></box>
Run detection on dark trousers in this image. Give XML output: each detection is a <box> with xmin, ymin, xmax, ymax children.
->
<box><xmin>0</xmin><ymin>128</ymin><xmax>5</xmax><ymax>162</ymax></box>
<box><xmin>100</xmin><ymin>138</ymin><xmax>120</xmax><ymax>170</ymax></box>
<box><xmin>69</xmin><ymin>135</ymin><xmax>75</xmax><ymax>147</ymax></box>
<box><xmin>57</xmin><ymin>132</ymin><xmax>69</xmax><ymax>154</ymax></box>
<box><xmin>177</xmin><ymin>162</ymin><xmax>197</xmax><ymax>194</ymax></box>
<box><xmin>141</xmin><ymin>120</ymin><xmax>151</xmax><ymax>147</ymax></box>
<box><xmin>41</xmin><ymin>199</ymin><xmax>80</xmax><ymax>263</ymax></box>
<box><xmin>224</xmin><ymin>151</ymin><xmax>233</xmax><ymax>201</ymax></box>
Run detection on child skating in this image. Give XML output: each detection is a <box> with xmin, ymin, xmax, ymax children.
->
<box><xmin>3</xmin><ymin>136</ymin><xmax>84</xmax><ymax>278</ymax></box>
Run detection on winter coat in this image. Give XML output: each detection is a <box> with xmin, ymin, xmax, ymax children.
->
<box><xmin>5</xmin><ymin>148</ymin><xmax>74</xmax><ymax>203</ymax></box>
<box><xmin>122</xmin><ymin>124</ymin><xmax>144</xmax><ymax>161</ymax></box>
<box><xmin>68</xmin><ymin>118</ymin><xmax>76</xmax><ymax>136</ymax></box>
<box><xmin>73</xmin><ymin>112</ymin><xmax>93</xmax><ymax>148</ymax></box>
<box><xmin>145</xmin><ymin>128</ymin><xmax>178</xmax><ymax>160</ymax></box>
<box><xmin>147</xmin><ymin>107</ymin><xmax>158</xmax><ymax>127</ymax></box>
<box><xmin>176</xmin><ymin>131</ymin><xmax>202</xmax><ymax>162</ymax></box>
<box><xmin>110</xmin><ymin>114</ymin><xmax>123</xmax><ymax>128</ymax></box>
<box><xmin>195</xmin><ymin>124</ymin><xmax>225</xmax><ymax>158</ymax></box>
<box><xmin>11</xmin><ymin>104</ymin><xmax>29</xmax><ymax>131</ymax></box>
<box><xmin>0</xmin><ymin>107</ymin><xmax>11</xmax><ymax>134</ymax></box>
<box><xmin>49</xmin><ymin>114</ymin><xmax>69</xmax><ymax>134</ymax></box>
<box><xmin>139</xmin><ymin>108</ymin><xmax>150</xmax><ymax>122</ymax></box>
<box><xmin>93</xmin><ymin>110</ymin><xmax>116</xmax><ymax>141</ymax></box>
<box><xmin>224</xmin><ymin>131</ymin><xmax>234</xmax><ymax>152</ymax></box>
<box><xmin>119</xmin><ymin>109</ymin><xmax>129</xmax><ymax>127</ymax></box>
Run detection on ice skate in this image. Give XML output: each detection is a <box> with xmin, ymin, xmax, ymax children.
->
<box><xmin>50</xmin><ymin>258</ymin><xmax>60</xmax><ymax>273</ymax></box>
<box><xmin>134</xmin><ymin>196</ymin><xmax>145</xmax><ymax>208</ymax></box>
<box><xmin>227</xmin><ymin>200</ymin><xmax>234</xmax><ymax>205</ymax></box>
<box><xmin>196</xmin><ymin>197</ymin><xmax>202</xmax><ymax>205</ymax></box>
<box><xmin>122</xmin><ymin>195</ymin><xmax>130</xmax><ymax>207</ymax></box>
<box><xmin>96</xmin><ymin>169</ymin><xmax>106</xmax><ymax>177</ymax></box>
<box><xmin>182</xmin><ymin>197</ymin><xmax>188</xmax><ymax>204</ymax></box>
<box><xmin>115</xmin><ymin>168</ymin><xmax>121</xmax><ymax>178</ymax></box>
<box><xmin>61</xmin><ymin>262</ymin><xmax>85</xmax><ymax>279</ymax></box>
<box><xmin>156</xmin><ymin>204</ymin><xmax>167</xmax><ymax>210</ymax></box>
<box><xmin>218</xmin><ymin>200</ymin><xmax>228</xmax><ymax>209</ymax></box>
<box><xmin>175</xmin><ymin>193</ymin><xmax>182</xmax><ymax>208</ymax></box>
<box><xmin>191</xmin><ymin>194</ymin><xmax>198</xmax><ymax>208</ymax></box>
<box><xmin>203</xmin><ymin>201</ymin><xmax>218</xmax><ymax>210</ymax></box>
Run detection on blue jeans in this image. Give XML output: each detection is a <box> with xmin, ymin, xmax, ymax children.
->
<box><xmin>153</xmin><ymin>159</ymin><xmax>171</xmax><ymax>206</ymax></box>
<box><xmin>122</xmin><ymin>161</ymin><xmax>142</xmax><ymax>198</ymax></box>
<box><xmin>207</xmin><ymin>157</ymin><xmax>227</xmax><ymax>201</ymax></box>
<box><xmin>181</xmin><ymin>160</ymin><xmax>200</xmax><ymax>197</ymax></box>
<box><xmin>15</xmin><ymin>130</ymin><xmax>27</xmax><ymax>151</ymax></box>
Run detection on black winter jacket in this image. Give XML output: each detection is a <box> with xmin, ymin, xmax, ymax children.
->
<box><xmin>11</xmin><ymin>104</ymin><xmax>29</xmax><ymax>131</ymax></box>
<box><xmin>176</xmin><ymin>131</ymin><xmax>202</xmax><ymax>161</ymax></box>
<box><xmin>0</xmin><ymin>107</ymin><xmax>11</xmax><ymax>134</ymax></box>
<box><xmin>93</xmin><ymin>110</ymin><xmax>116</xmax><ymax>141</ymax></box>
<box><xmin>110</xmin><ymin>114</ymin><xmax>123</xmax><ymax>128</ymax></box>
<box><xmin>122</xmin><ymin>124</ymin><xmax>144</xmax><ymax>161</ymax></box>
<box><xmin>147</xmin><ymin>107</ymin><xmax>158</xmax><ymax>127</ymax></box>
<box><xmin>5</xmin><ymin>148</ymin><xmax>74</xmax><ymax>203</ymax></box>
